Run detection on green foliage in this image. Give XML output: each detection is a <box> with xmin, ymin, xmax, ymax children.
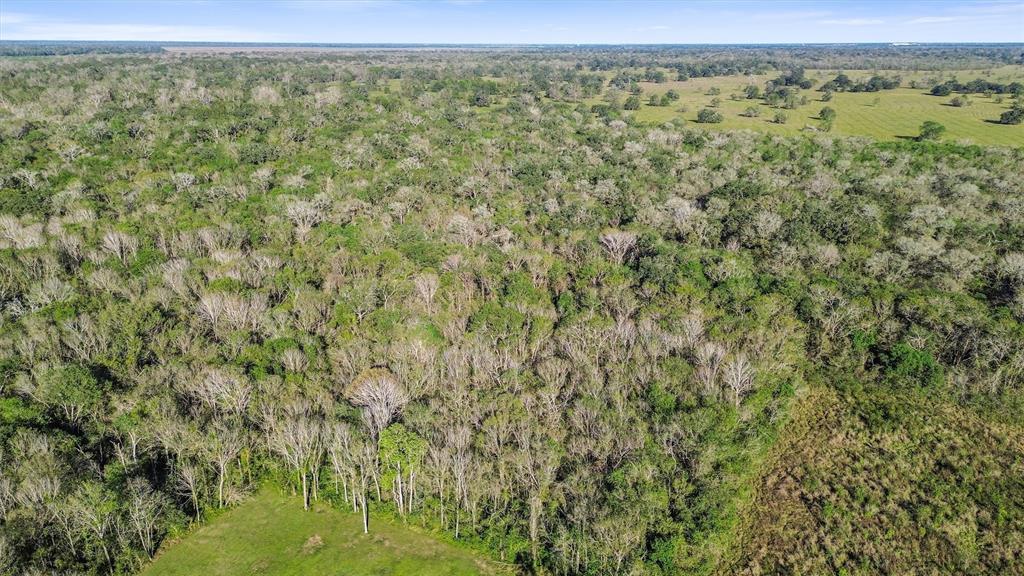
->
<box><xmin>0</xmin><ymin>47</ymin><xmax>1021</xmax><ymax>576</ymax></box>
<box><xmin>882</xmin><ymin>342</ymin><xmax>945</xmax><ymax>389</ymax></box>
<box><xmin>917</xmin><ymin>120</ymin><xmax>947</xmax><ymax>141</ymax></box>
<box><xmin>696</xmin><ymin>108</ymin><xmax>724</xmax><ymax>123</ymax></box>
<box><xmin>1000</xmin><ymin>105</ymin><xmax>1024</xmax><ymax>125</ymax></box>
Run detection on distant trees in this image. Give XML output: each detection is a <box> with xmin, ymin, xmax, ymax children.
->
<box><xmin>821</xmin><ymin>72</ymin><xmax>900</xmax><ymax>92</ymax></box>
<box><xmin>931</xmin><ymin>78</ymin><xmax>1023</xmax><ymax>96</ymax></box>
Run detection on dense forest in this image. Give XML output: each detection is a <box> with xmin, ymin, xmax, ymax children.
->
<box><xmin>0</xmin><ymin>47</ymin><xmax>1022</xmax><ymax>575</ymax></box>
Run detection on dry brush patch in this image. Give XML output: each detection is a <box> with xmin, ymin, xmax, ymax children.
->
<box><xmin>730</xmin><ymin>384</ymin><xmax>1024</xmax><ymax>575</ymax></box>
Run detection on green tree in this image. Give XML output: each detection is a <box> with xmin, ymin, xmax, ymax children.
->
<box><xmin>917</xmin><ymin>120</ymin><xmax>946</xmax><ymax>141</ymax></box>
<box><xmin>697</xmin><ymin>108</ymin><xmax>723</xmax><ymax>123</ymax></box>
<box><xmin>999</xmin><ymin>105</ymin><xmax>1024</xmax><ymax>125</ymax></box>
<box><xmin>378</xmin><ymin>424</ymin><xmax>427</xmax><ymax>517</ymax></box>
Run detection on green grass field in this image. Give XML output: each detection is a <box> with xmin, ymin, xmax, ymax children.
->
<box><xmin>142</xmin><ymin>488</ymin><xmax>508</xmax><ymax>576</ymax></box>
<box><xmin>589</xmin><ymin>68</ymin><xmax>1024</xmax><ymax>147</ymax></box>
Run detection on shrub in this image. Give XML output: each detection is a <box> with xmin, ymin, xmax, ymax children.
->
<box><xmin>999</xmin><ymin>106</ymin><xmax>1024</xmax><ymax>125</ymax></box>
<box><xmin>696</xmin><ymin>108</ymin><xmax>723</xmax><ymax>123</ymax></box>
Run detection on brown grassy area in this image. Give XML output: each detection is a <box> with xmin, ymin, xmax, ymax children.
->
<box><xmin>726</xmin><ymin>384</ymin><xmax>1024</xmax><ymax>575</ymax></box>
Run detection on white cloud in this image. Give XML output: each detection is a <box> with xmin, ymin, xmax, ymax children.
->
<box><xmin>908</xmin><ymin>16</ymin><xmax>959</xmax><ymax>24</ymax></box>
<box><xmin>819</xmin><ymin>18</ymin><xmax>885</xmax><ymax>26</ymax></box>
<box><xmin>3</xmin><ymin>22</ymin><xmax>285</xmax><ymax>42</ymax></box>
<box><xmin>0</xmin><ymin>11</ymin><xmax>32</xmax><ymax>25</ymax></box>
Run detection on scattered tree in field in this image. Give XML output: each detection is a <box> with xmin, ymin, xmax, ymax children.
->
<box><xmin>818</xmin><ymin>106</ymin><xmax>837</xmax><ymax>131</ymax></box>
<box><xmin>697</xmin><ymin>108</ymin><xmax>724</xmax><ymax>123</ymax></box>
<box><xmin>917</xmin><ymin>120</ymin><xmax>946</xmax><ymax>141</ymax></box>
<box><xmin>999</xmin><ymin>105</ymin><xmax>1024</xmax><ymax>124</ymax></box>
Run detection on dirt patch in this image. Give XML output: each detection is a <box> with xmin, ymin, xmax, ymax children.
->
<box><xmin>301</xmin><ymin>534</ymin><xmax>324</xmax><ymax>555</ymax></box>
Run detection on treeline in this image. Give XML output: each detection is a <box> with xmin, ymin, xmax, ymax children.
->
<box><xmin>930</xmin><ymin>77</ymin><xmax>1024</xmax><ymax>96</ymax></box>
<box><xmin>820</xmin><ymin>72</ymin><xmax>902</xmax><ymax>93</ymax></box>
<box><xmin>0</xmin><ymin>41</ymin><xmax>166</xmax><ymax>57</ymax></box>
<box><xmin>0</xmin><ymin>51</ymin><xmax>1022</xmax><ymax>576</ymax></box>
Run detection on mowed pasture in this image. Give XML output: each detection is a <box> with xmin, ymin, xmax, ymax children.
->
<box><xmin>593</xmin><ymin>68</ymin><xmax>1024</xmax><ymax>147</ymax></box>
<box><xmin>142</xmin><ymin>488</ymin><xmax>509</xmax><ymax>576</ymax></box>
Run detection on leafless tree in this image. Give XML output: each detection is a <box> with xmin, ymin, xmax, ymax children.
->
<box><xmin>101</xmin><ymin>230</ymin><xmax>139</xmax><ymax>266</ymax></box>
<box><xmin>723</xmin><ymin>353</ymin><xmax>756</xmax><ymax>408</ymax></box>
<box><xmin>694</xmin><ymin>341</ymin><xmax>727</xmax><ymax>399</ymax></box>
<box><xmin>174</xmin><ymin>461</ymin><xmax>204</xmax><ymax>521</ymax></box>
<box><xmin>600</xmin><ymin>230</ymin><xmax>637</xmax><ymax>265</ymax></box>
<box><xmin>346</xmin><ymin>368</ymin><xmax>408</xmax><ymax>441</ymax></box>
<box><xmin>207</xmin><ymin>424</ymin><xmax>243</xmax><ymax>508</ymax></box>
<box><xmin>286</xmin><ymin>197</ymin><xmax>328</xmax><ymax>242</ymax></box>
<box><xmin>268</xmin><ymin>402</ymin><xmax>325</xmax><ymax>510</ymax></box>
<box><xmin>124</xmin><ymin>478</ymin><xmax>167</xmax><ymax>558</ymax></box>
<box><xmin>413</xmin><ymin>272</ymin><xmax>439</xmax><ymax>310</ymax></box>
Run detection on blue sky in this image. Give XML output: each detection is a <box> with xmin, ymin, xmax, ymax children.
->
<box><xmin>1</xmin><ymin>1</ymin><xmax>1022</xmax><ymax>44</ymax></box>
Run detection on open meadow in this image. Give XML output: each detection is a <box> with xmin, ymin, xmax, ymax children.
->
<box><xmin>593</xmin><ymin>67</ymin><xmax>1024</xmax><ymax>146</ymax></box>
<box><xmin>142</xmin><ymin>489</ymin><xmax>508</xmax><ymax>576</ymax></box>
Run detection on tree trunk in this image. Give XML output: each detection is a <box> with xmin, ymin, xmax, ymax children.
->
<box><xmin>361</xmin><ymin>491</ymin><xmax>369</xmax><ymax>534</ymax></box>
<box><xmin>312</xmin><ymin>466</ymin><xmax>320</xmax><ymax>502</ymax></box>
<box><xmin>395</xmin><ymin>464</ymin><xmax>404</xmax><ymax>516</ymax></box>
<box><xmin>351</xmin><ymin>472</ymin><xmax>359</xmax><ymax>513</ymax></box>
<box><xmin>529</xmin><ymin>493</ymin><xmax>541</xmax><ymax>568</ymax></box>
<box><xmin>301</xmin><ymin>471</ymin><xmax>309</xmax><ymax>510</ymax></box>
<box><xmin>218</xmin><ymin>462</ymin><xmax>226</xmax><ymax>508</ymax></box>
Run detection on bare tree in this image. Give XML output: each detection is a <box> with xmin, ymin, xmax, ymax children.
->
<box><xmin>346</xmin><ymin>368</ymin><xmax>408</xmax><ymax>441</ymax></box>
<box><xmin>413</xmin><ymin>272</ymin><xmax>440</xmax><ymax>310</ymax></box>
<box><xmin>599</xmin><ymin>230</ymin><xmax>637</xmax><ymax>265</ymax></box>
<box><xmin>124</xmin><ymin>478</ymin><xmax>167</xmax><ymax>558</ymax></box>
<box><xmin>694</xmin><ymin>341</ymin><xmax>727</xmax><ymax>399</ymax></box>
<box><xmin>268</xmin><ymin>402</ymin><xmax>325</xmax><ymax>510</ymax></box>
<box><xmin>100</xmin><ymin>230</ymin><xmax>139</xmax><ymax>266</ymax></box>
<box><xmin>207</xmin><ymin>424</ymin><xmax>243</xmax><ymax>508</ymax></box>
<box><xmin>174</xmin><ymin>461</ymin><xmax>204</xmax><ymax>521</ymax></box>
<box><xmin>723</xmin><ymin>353</ymin><xmax>755</xmax><ymax>407</ymax></box>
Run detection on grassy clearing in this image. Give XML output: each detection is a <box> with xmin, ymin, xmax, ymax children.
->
<box><xmin>727</xmin><ymin>383</ymin><xmax>1024</xmax><ymax>575</ymax></box>
<box><xmin>142</xmin><ymin>488</ymin><xmax>509</xmax><ymax>576</ymax></box>
<box><xmin>590</xmin><ymin>68</ymin><xmax>1024</xmax><ymax>147</ymax></box>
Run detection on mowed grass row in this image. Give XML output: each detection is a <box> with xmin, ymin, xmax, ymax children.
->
<box><xmin>142</xmin><ymin>488</ymin><xmax>509</xmax><ymax>576</ymax></box>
